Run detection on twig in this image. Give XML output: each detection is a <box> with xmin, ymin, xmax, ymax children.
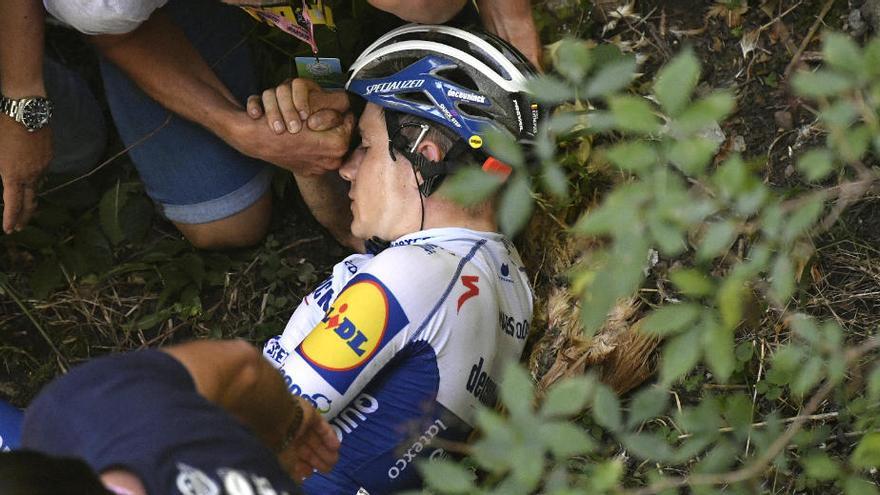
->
<box><xmin>626</xmin><ymin>337</ymin><xmax>880</xmax><ymax>495</ymax></box>
<box><xmin>783</xmin><ymin>0</ymin><xmax>835</xmax><ymax>79</ymax></box>
<box><xmin>676</xmin><ymin>411</ymin><xmax>839</xmax><ymax>440</ymax></box>
<box><xmin>0</xmin><ymin>278</ymin><xmax>68</xmax><ymax>372</ymax></box>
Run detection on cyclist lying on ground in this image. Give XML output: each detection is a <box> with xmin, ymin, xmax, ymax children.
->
<box><xmin>254</xmin><ymin>24</ymin><xmax>544</xmax><ymax>494</ymax></box>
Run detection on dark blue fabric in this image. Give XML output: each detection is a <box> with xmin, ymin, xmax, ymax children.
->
<box><xmin>22</xmin><ymin>350</ymin><xmax>301</xmax><ymax>495</ymax></box>
<box><xmin>302</xmin><ymin>340</ymin><xmax>470</xmax><ymax>495</ymax></box>
<box><xmin>0</xmin><ymin>399</ymin><xmax>23</xmax><ymax>451</ymax></box>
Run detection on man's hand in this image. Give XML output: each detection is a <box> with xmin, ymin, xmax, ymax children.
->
<box><xmin>279</xmin><ymin>396</ymin><xmax>340</xmax><ymax>480</ymax></box>
<box><xmin>233</xmin><ymin>78</ymin><xmax>354</xmax><ymax>176</ymax></box>
<box><xmin>0</xmin><ymin>118</ymin><xmax>51</xmax><ymax>233</ymax></box>
<box><xmin>478</xmin><ymin>0</ymin><xmax>543</xmax><ymax>70</ymax></box>
<box><xmin>246</xmin><ymin>78</ymin><xmax>349</xmax><ymax>135</ymax></box>
<box><xmin>229</xmin><ymin>110</ymin><xmax>354</xmax><ymax>176</ymax></box>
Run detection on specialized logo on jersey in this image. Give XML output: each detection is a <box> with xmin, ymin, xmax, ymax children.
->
<box><xmin>297</xmin><ymin>274</ymin><xmax>409</xmax><ymax>394</ymax></box>
<box><xmin>457</xmin><ymin>275</ymin><xmax>480</xmax><ymax>312</ymax></box>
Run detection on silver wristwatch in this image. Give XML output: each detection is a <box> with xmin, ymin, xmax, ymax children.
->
<box><xmin>0</xmin><ymin>94</ymin><xmax>53</xmax><ymax>132</ymax></box>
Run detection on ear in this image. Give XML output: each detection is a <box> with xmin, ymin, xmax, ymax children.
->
<box><xmin>414</xmin><ymin>138</ymin><xmax>442</xmax><ymax>163</ymax></box>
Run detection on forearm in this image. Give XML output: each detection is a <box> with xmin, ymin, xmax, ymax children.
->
<box><xmin>367</xmin><ymin>0</ymin><xmax>466</xmax><ymax>23</ymax></box>
<box><xmin>90</xmin><ymin>11</ymin><xmax>242</xmax><ymax>142</ymax></box>
<box><xmin>477</xmin><ymin>0</ymin><xmax>542</xmax><ymax>68</ymax></box>
<box><xmin>163</xmin><ymin>340</ymin><xmax>303</xmax><ymax>451</ymax></box>
<box><xmin>294</xmin><ymin>171</ymin><xmax>363</xmax><ymax>252</ymax></box>
<box><xmin>0</xmin><ymin>0</ymin><xmax>46</xmax><ymax>96</ymax></box>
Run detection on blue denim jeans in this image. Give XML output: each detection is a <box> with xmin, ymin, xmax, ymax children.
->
<box><xmin>99</xmin><ymin>0</ymin><xmax>272</xmax><ymax>224</ymax></box>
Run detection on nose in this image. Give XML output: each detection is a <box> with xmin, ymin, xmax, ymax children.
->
<box><xmin>339</xmin><ymin>147</ymin><xmax>365</xmax><ymax>182</ymax></box>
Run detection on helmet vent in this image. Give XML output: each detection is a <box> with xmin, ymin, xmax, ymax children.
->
<box><xmin>397</xmin><ymin>91</ymin><xmax>433</xmax><ymax>106</ymax></box>
<box><xmin>435</xmin><ymin>68</ymin><xmax>480</xmax><ymax>92</ymax></box>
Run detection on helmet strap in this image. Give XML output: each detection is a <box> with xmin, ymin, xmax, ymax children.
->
<box><xmin>385</xmin><ymin>110</ymin><xmax>477</xmax><ymax>197</ymax></box>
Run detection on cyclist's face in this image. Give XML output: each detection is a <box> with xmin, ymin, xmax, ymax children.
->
<box><xmin>340</xmin><ymin>104</ymin><xmax>422</xmax><ymax>240</ymax></box>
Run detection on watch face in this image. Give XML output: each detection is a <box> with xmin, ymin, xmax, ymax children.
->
<box><xmin>21</xmin><ymin>98</ymin><xmax>52</xmax><ymax>130</ymax></box>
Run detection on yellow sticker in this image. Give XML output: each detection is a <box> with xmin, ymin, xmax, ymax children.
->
<box><xmin>468</xmin><ymin>135</ymin><xmax>483</xmax><ymax>149</ymax></box>
<box><xmin>300</xmin><ymin>280</ymin><xmax>390</xmax><ymax>371</ymax></box>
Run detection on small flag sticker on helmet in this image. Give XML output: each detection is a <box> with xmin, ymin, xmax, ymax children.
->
<box><xmin>469</xmin><ymin>135</ymin><xmax>483</xmax><ymax>149</ymax></box>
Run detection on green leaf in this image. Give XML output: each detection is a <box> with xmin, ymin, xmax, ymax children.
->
<box><xmin>605</xmin><ymin>141</ymin><xmax>658</xmax><ymax>173</ymax></box>
<box><xmin>667</xmin><ymin>137</ymin><xmax>719</xmax><ymax>176</ymax></box>
<box><xmin>868</xmin><ymin>367</ymin><xmax>880</xmax><ymax>402</ymax></box>
<box><xmin>791</xmin><ymin>356</ymin><xmax>824</xmax><ymax>396</ymax></box>
<box><xmin>584</xmin><ymin>57</ymin><xmax>637</xmax><ymax>98</ymax></box>
<box><xmin>510</xmin><ymin>443</ymin><xmax>543</xmax><ymax>490</ymax></box>
<box><xmin>713</xmin><ymin>155</ymin><xmax>749</xmax><ymax>199</ymax></box>
<box><xmin>702</xmin><ymin>317</ymin><xmax>735</xmax><ymax>383</ymax></box>
<box><xmin>498</xmin><ymin>174</ymin><xmax>534</xmax><ymax>237</ymax></box>
<box><xmin>792</xmin><ymin>70</ymin><xmax>854</xmax><ymax>98</ymax></box>
<box><xmin>120</xmin><ymin>194</ymin><xmax>154</xmax><ymax>244</ymax></box>
<box><xmin>797</xmin><ymin>149</ymin><xmax>835</xmax><ymax>182</ymax></box>
<box><xmin>790</xmin><ymin>313</ymin><xmax>820</xmax><ymax>345</ymax></box>
<box><xmin>866</xmin><ymin>38</ymin><xmax>880</xmax><ymax>76</ymax></box>
<box><xmin>803</xmin><ymin>454</ymin><xmax>840</xmax><ymax>481</ymax></box>
<box><xmin>821</xmin><ymin>100</ymin><xmax>858</xmax><ymax>128</ymax></box>
<box><xmin>500</xmin><ymin>362</ymin><xmax>534</xmax><ymax>418</ymax></box>
<box><xmin>661</xmin><ymin>328</ymin><xmax>703</xmax><ymax>385</ymax></box>
<box><xmin>609</xmin><ymin>95</ymin><xmax>661</xmax><ymax>134</ymax></box>
<box><xmin>589</xmin><ymin>460</ymin><xmax>624</xmax><ymax>492</ymax></box>
<box><xmin>845</xmin><ymin>476</ymin><xmax>880</xmax><ymax>495</ymax></box>
<box><xmin>670</xmin><ymin>268</ymin><xmax>714</xmax><ymax>297</ymax></box>
<box><xmin>627</xmin><ymin>386</ymin><xmax>669</xmax><ymax>428</ymax></box>
<box><xmin>648</xmin><ymin>212</ymin><xmax>686</xmax><ymax>256</ymax></box>
<box><xmin>642</xmin><ymin>303</ymin><xmax>702</xmax><ymax>337</ymax></box>
<box><xmin>654</xmin><ymin>48</ymin><xmax>700</xmax><ymax>116</ymax></box>
<box><xmin>717</xmin><ymin>276</ymin><xmax>745</xmax><ymax>330</ymax></box>
<box><xmin>417</xmin><ymin>458</ymin><xmax>475</xmax><ymax>493</ymax></box>
<box><xmin>571</xmin><ymin>183</ymin><xmax>646</xmax><ymax>236</ymax></box>
<box><xmin>444</xmin><ymin>167</ymin><xmax>504</xmax><ymax>206</ymax></box>
<box><xmin>541</xmin><ymin>161</ymin><xmax>569</xmax><ymax>200</ymax></box>
<box><xmin>769</xmin><ymin>255</ymin><xmax>795</xmax><ymax>304</ymax></box>
<box><xmin>852</xmin><ymin>433</ymin><xmax>880</xmax><ymax>469</ymax></box>
<box><xmin>593</xmin><ymin>384</ymin><xmax>623</xmax><ymax>433</ymax></box>
<box><xmin>697</xmin><ymin>221</ymin><xmax>737</xmax><ymax>261</ymax></box>
<box><xmin>834</xmin><ymin>124</ymin><xmax>872</xmax><ymax>163</ymax></box>
<box><xmin>540</xmin><ymin>421</ymin><xmax>596</xmax><ymax>457</ymax></box>
<box><xmin>771</xmin><ymin>345</ymin><xmax>806</xmax><ymax>376</ymax></box>
<box><xmin>30</xmin><ymin>257</ymin><xmax>65</xmax><ymax>299</ymax></box>
<box><xmin>694</xmin><ymin>441</ymin><xmax>738</xmax><ymax>474</ymax></box>
<box><xmin>541</xmin><ymin>375</ymin><xmax>594</xmax><ymax>418</ymax></box>
<box><xmin>675</xmin><ymin>92</ymin><xmax>736</xmax><ymax>135</ymax></box>
<box><xmin>472</xmin><ymin>409</ymin><xmax>516</xmax><ymax>472</ymax></box>
<box><xmin>555</xmin><ymin>38</ymin><xmax>592</xmax><ymax>81</ymax></box>
<box><xmin>99</xmin><ymin>181</ymin><xmax>137</xmax><ymax>246</ymax></box>
<box><xmin>485</xmin><ymin>128</ymin><xmax>524</xmax><ymax>168</ymax></box>
<box><xmin>4</xmin><ymin>226</ymin><xmax>57</xmax><ymax>250</ymax></box>
<box><xmin>782</xmin><ymin>196</ymin><xmax>823</xmax><ymax>242</ymax></box>
<box><xmin>622</xmin><ymin>432</ymin><xmax>676</xmax><ymax>462</ymax></box>
<box><xmin>526</xmin><ymin>75</ymin><xmax>574</xmax><ymax>103</ymax></box>
<box><xmin>823</xmin><ymin>32</ymin><xmax>864</xmax><ymax>74</ymax></box>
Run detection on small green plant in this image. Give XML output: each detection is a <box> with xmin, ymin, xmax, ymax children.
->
<box><xmin>428</xmin><ymin>32</ymin><xmax>880</xmax><ymax>494</ymax></box>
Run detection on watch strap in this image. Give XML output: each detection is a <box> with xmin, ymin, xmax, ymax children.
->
<box><xmin>0</xmin><ymin>96</ymin><xmax>17</xmax><ymax>119</ymax></box>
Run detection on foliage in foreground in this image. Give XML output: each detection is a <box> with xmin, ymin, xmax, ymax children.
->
<box><xmin>430</xmin><ymin>33</ymin><xmax>880</xmax><ymax>494</ymax></box>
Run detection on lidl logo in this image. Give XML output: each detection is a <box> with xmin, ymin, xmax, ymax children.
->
<box><xmin>468</xmin><ymin>135</ymin><xmax>483</xmax><ymax>149</ymax></box>
<box><xmin>297</xmin><ymin>274</ymin><xmax>408</xmax><ymax>393</ymax></box>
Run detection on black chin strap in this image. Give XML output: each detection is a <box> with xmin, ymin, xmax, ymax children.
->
<box><xmin>366</xmin><ymin>111</ymin><xmax>480</xmax><ymax>255</ymax></box>
<box><xmin>385</xmin><ymin>110</ymin><xmax>478</xmax><ymax>197</ymax></box>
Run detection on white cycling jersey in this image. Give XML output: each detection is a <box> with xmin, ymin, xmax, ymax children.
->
<box><xmin>263</xmin><ymin>227</ymin><xmax>532</xmax><ymax>494</ymax></box>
